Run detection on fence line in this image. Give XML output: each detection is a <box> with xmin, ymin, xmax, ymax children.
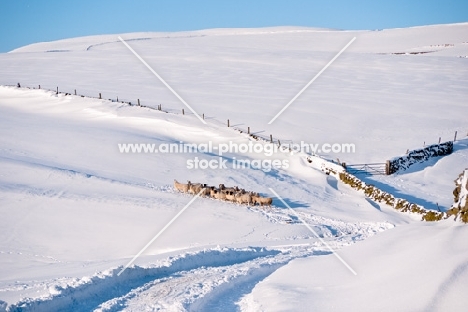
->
<box><xmin>5</xmin><ymin>82</ymin><xmax>297</xmax><ymax>152</ymax></box>
<box><xmin>5</xmin><ymin>83</ymin><xmax>466</xmax><ymax>175</ymax></box>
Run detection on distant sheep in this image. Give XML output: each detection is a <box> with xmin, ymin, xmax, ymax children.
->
<box><xmin>224</xmin><ymin>190</ymin><xmax>236</xmax><ymax>202</ymax></box>
<box><xmin>174</xmin><ymin>179</ymin><xmax>190</xmax><ymax>193</ymax></box>
<box><xmin>187</xmin><ymin>181</ymin><xmax>207</xmax><ymax>195</ymax></box>
<box><xmin>219</xmin><ymin>184</ymin><xmax>238</xmax><ymax>194</ymax></box>
<box><xmin>252</xmin><ymin>195</ymin><xmax>273</xmax><ymax>207</ymax></box>
<box><xmin>202</xmin><ymin>186</ymin><xmax>215</xmax><ymax>197</ymax></box>
<box><xmin>210</xmin><ymin>188</ymin><xmax>227</xmax><ymax>200</ymax></box>
<box><xmin>175</xmin><ymin>180</ymin><xmax>273</xmax><ymax>208</ymax></box>
<box><xmin>235</xmin><ymin>192</ymin><xmax>252</xmax><ymax>205</ymax></box>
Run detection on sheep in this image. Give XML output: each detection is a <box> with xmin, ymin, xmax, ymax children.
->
<box><xmin>219</xmin><ymin>184</ymin><xmax>238</xmax><ymax>194</ymax></box>
<box><xmin>175</xmin><ymin>180</ymin><xmax>267</xmax><ymax>207</ymax></box>
<box><xmin>217</xmin><ymin>193</ymin><xmax>227</xmax><ymax>201</ymax></box>
<box><xmin>187</xmin><ymin>181</ymin><xmax>207</xmax><ymax>196</ymax></box>
<box><xmin>225</xmin><ymin>190</ymin><xmax>236</xmax><ymax>202</ymax></box>
<box><xmin>211</xmin><ymin>189</ymin><xmax>227</xmax><ymax>201</ymax></box>
<box><xmin>235</xmin><ymin>192</ymin><xmax>252</xmax><ymax>205</ymax></box>
<box><xmin>202</xmin><ymin>186</ymin><xmax>215</xmax><ymax>197</ymax></box>
<box><xmin>238</xmin><ymin>188</ymin><xmax>247</xmax><ymax>194</ymax></box>
<box><xmin>252</xmin><ymin>195</ymin><xmax>273</xmax><ymax>207</ymax></box>
<box><xmin>174</xmin><ymin>179</ymin><xmax>190</xmax><ymax>193</ymax></box>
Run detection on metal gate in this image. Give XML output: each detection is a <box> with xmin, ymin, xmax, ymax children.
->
<box><xmin>345</xmin><ymin>163</ymin><xmax>387</xmax><ymax>175</ymax></box>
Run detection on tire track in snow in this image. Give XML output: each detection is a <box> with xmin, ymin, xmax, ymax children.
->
<box><xmin>7</xmin><ymin>247</ymin><xmax>280</xmax><ymax>312</ymax></box>
<box><xmin>95</xmin><ymin>247</ymin><xmax>327</xmax><ymax>312</ymax></box>
<box><xmin>99</xmin><ymin>262</ymin><xmax>288</xmax><ymax>312</ymax></box>
<box><xmin>186</xmin><ymin>262</ymin><xmax>286</xmax><ymax>312</ymax></box>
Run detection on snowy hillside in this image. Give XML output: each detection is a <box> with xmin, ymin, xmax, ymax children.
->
<box><xmin>0</xmin><ymin>23</ymin><xmax>467</xmax><ymax>311</ymax></box>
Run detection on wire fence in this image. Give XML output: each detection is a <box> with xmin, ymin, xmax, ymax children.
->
<box><xmin>5</xmin><ymin>82</ymin><xmax>294</xmax><ymax>147</ymax></box>
<box><xmin>5</xmin><ymin>82</ymin><xmax>466</xmax><ymax>176</ymax></box>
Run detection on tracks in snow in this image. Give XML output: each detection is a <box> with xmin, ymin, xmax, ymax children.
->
<box><xmin>6</xmin><ymin>211</ymin><xmax>392</xmax><ymax>312</ymax></box>
<box><xmin>1</xmin><ymin>140</ymin><xmax>394</xmax><ymax>311</ymax></box>
<box><xmin>7</xmin><ymin>247</ymin><xmax>307</xmax><ymax>312</ymax></box>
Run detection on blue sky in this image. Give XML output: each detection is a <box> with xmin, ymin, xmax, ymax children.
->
<box><xmin>1</xmin><ymin>0</ymin><xmax>467</xmax><ymax>53</ymax></box>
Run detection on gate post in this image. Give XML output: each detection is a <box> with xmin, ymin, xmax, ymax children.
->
<box><xmin>385</xmin><ymin>160</ymin><xmax>391</xmax><ymax>175</ymax></box>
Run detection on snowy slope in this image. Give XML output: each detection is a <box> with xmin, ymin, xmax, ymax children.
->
<box><xmin>1</xmin><ymin>24</ymin><xmax>467</xmax><ymax>166</ymax></box>
<box><xmin>242</xmin><ymin>221</ymin><xmax>468</xmax><ymax>312</ymax></box>
<box><xmin>0</xmin><ymin>23</ymin><xmax>467</xmax><ymax>311</ymax></box>
<box><xmin>0</xmin><ymin>86</ymin><xmax>400</xmax><ymax>310</ymax></box>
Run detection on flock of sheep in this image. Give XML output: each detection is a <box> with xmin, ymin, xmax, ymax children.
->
<box><xmin>173</xmin><ymin>180</ymin><xmax>273</xmax><ymax>207</ymax></box>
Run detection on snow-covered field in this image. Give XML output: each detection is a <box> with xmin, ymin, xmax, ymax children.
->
<box><xmin>0</xmin><ymin>23</ymin><xmax>467</xmax><ymax>311</ymax></box>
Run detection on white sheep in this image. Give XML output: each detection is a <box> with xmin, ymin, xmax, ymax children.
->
<box><xmin>252</xmin><ymin>195</ymin><xmax>273</xmax><ymax>207</ymax></box>
<box><xmin>210</xmin><ymin>188</ymin><xmax>227</xmax><ymax>200</ymax></box>
<box><xmin>235</xmin><ymin>192</ymin><xmax>252</xmax><ymax>205</ymax></box>
<box><xmin>224</xmin><ymin>190</ymin><xmax>236</xmax><ymax>202</ymax></box>
<box><xmin>174</xmin><ymin>179</ymin><xmax>190</xmax><ymax>193</ymax></box>
<box><xmin>187</xmin><ymin>181</ymin><xmax>207</xmax><ymax>195</ymax></box>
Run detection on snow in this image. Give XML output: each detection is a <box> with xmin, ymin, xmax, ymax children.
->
<box><xmin>242</xmin><ymin>221</ymin><xmax>468</xmax><ymax>312</ymax></box>
<box><xmin>0</xmin><ymin>23</ymin><xmax>467</xmax><ymax>311</ymax></box>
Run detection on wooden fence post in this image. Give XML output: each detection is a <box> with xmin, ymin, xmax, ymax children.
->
<box><xmin>56</xmin><ymin>86</ymin><xmax>58</xmax><ymax>94</ymax></box>
<box><xmin>202</xmin><ymin>113</ymin><xmax>204</xmax><ymax>120</ymax></box>
<box><xmin>99</xmin><ymin>93</ymin><xmax>102</xmax><ymax>99</ymax></box>
<box><xmin>438</xmin><ymin>137</ymin><xmax>441</xmax><ymax>144</ymax></box>
<box><xmin>454</xmin><ymin>131</ymin><xmax>457</xmax><ymax>142</ymax></box>
<box><xmin>227</xmin><ymin>119</ymin><xmax>230</xmax><ymax>127</ymax></box>
<box><xmin>38</xmin><ymin>85</ymin><xmax>41</xmax><ymax>89</ymax></box>
<box><xmin>248</xmin><ymin>127</ymin><xmax>250</xmax><ymax>134</ymax></box>
<box><xmin>270</xmin><ymin>134</ymin><xmax>273</xmax><ymax>143</ymax></box>
<box><xmin>385</xmin><ymin>160</ymin><xmax>391</xmax><ymax>175</ymax></box>
<box><xmin>182</xmin><ymin>108</ymin><xmax>184</xmax><ymax>115</ymax></box>
<box><xmin>137</xmin><ymin>99</ymin><xmax>140</xmax><ymax>106</ymax></box>
<box><xmin>278</xmin><ymin>140</ymin><xmax>281</xmax><ymax>146</ymax></box>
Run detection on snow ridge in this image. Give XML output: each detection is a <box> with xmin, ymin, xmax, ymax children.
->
<box><xmin>7</xmin><ymin>247</ymin><xmax>280</xmax><ymax>311</ymax></box>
